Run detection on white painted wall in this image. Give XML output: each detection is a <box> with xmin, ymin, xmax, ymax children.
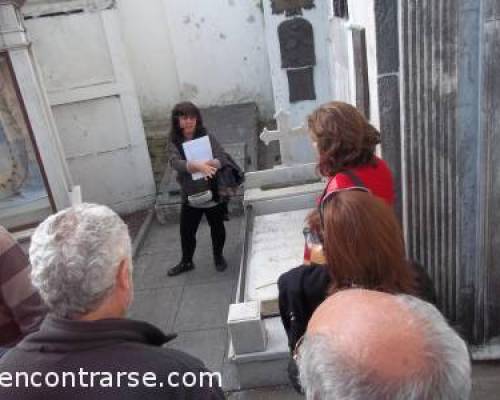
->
<box><xmin>163</xmin><ymin>0</ymin><xmax>275</xmax><ymax>119</ymax></box>
<box><xmin>24</xmin><ymin>6</ymin><xmax>156</xmax><ymax>213</ymax></box>
<box><xmin>346</xmin><ymin>0</ymin><xmax>380</xmax><ymax>129</ymax></box>
<box><xmin>117</xmin><ymin>0</ymin><xmax>180</xmax><ymax>122</ymax></box>
<box><xmin>263</xmin><ymin>0</ymin><xmax>333</xmax><ymax>128</ymax></box>
<box><xmin>117</xmin><ymin>0</ymin><xmax>275</xmax><ymax>123</ymax></box>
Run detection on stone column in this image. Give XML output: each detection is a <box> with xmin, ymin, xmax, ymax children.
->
<box><xmin>391</xmin><ymin>0</ymin><xmax>500</xmax><ymax>348</ymax></box>
<box><xmin>374</xmin><ymin>0</ymin><xmax>402</xmax><ymax>221</ymax></box>
<box><xmin>479</xmin><ymin>0</ymin><xmax>500</xmax><ymax>347</ymax></box>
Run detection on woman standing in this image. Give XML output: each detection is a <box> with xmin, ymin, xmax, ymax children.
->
<box><xmin>168</xmin><ymin>102</ymin><xmax>228</xmax><ymax>276</ymax></box>
<box><xmin>303</xmin><ymin>101</ymin><xmax>395</xmax><ymax>245</ymax></box>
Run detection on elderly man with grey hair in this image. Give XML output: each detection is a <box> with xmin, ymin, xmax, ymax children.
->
<box><xmin>0</xmin><ymin>203</ymin><xmax>224</xmax><ymax>400</ymax></box>
<box><xmin>296</xmin><ymin>289</ymin><xmax>471</xmax><ymax>400</ymax></box>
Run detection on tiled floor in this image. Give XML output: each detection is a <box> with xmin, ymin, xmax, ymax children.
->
<box><xmin>128</xmin><ymin>216</ymin><xmax>242</xmax><ymax>391</ymax></box>
<box><xmin>130</xmin><ymin>216</ymin><xmax>500</xmax><ymax>399</ymax></box>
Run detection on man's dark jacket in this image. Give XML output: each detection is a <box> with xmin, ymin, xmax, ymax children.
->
<box><xmin>0</xmin><ymin>316</ymin><xmax>224</xmax><ymax>400</ymax></box>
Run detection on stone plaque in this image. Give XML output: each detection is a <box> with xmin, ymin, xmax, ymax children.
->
<box><xmin>278</xmin><ymin>18</ymin><xmax>316</xmax><ymax>68</ymax></box>
<box><xmin>271</xmin><ymin>0</ymin><xmax>315</xmax><ymax>17</ymax></box>
<box><xmin>287</xmin><ymin>68</ymin><xmax>316</xmax><ymax>102</ymax></box>
<box><xmin>333</xmin><ymin>0</ymin><xmax>348</xmax><ymax>19</ymax></box>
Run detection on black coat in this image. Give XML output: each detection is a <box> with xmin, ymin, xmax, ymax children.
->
<box><xmin>278</xmin><ymin>261</ymin><xmax>438</xmax><ymax>352</ymax></box>
<box><xmin>0</xmin><ymin>316</ymin><xmax>224</xmax><ymax>400</ymax></box>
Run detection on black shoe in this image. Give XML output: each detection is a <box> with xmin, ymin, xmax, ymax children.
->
<box><xmin>168</xmin><ymin>261</ymin><xmax>194</xmax><ymax>276</ymax></box>
<box><xmin>214</xmin><ymin>256</ymin><xmax>228</xmax><ymax>272</ymax></box>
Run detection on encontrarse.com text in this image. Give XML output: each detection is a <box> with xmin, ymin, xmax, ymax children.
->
<box><xmin>0</xmin><ymin>370</ymin><xmax>222</xmax><ymax>389</ymax></box>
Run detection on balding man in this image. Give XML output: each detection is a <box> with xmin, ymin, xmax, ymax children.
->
<box><xmin>296</xmin><ymin>289</ymin><xmax>471</xmax><ymax>400</ymax></box>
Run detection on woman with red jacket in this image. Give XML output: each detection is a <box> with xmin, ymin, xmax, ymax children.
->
<box><xmin>303</xmin><ymin>101</ymin><xmax>395</xmax><ymax>263</ymax></box>
<box><xmin>309</xmin><ymin>101</ymin><xmax>394</xmax><ymax>205</ymax></box>
<box><xmin>279</xmin><ymin>102</ymin><xmax>436</xmax><ymax>392</ymax></box>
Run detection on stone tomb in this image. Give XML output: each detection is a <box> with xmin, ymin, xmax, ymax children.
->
<box><xmin>227</xmin><ymin>162</ymin><xmax>323</xmax><ymax>389</ymax></box>
<box><xmin>245</xmin><ymin>208</ymin><xmax>309</xmax><ymax>316</ymax></box>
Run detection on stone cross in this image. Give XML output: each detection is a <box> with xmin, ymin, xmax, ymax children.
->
<box><xmin>260</xmin><ymin>110</ymin><xmax>307</xmax><ymax>166</ymax></box>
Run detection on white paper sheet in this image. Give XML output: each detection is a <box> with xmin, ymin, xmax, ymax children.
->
<box><xmin>182</xmin><ymin>136</ymin><xmax>213</xmax><ymax>180</ymax></box>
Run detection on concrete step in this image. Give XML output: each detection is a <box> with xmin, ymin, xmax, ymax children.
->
<box><xmin>228</xmin><ymin>317</ymin><xmax>290</xmax><ymax>389</ymax></box>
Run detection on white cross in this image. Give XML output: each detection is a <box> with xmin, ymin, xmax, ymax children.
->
<box><xmin>260</xmin><ymin>110</ymin><xmax>307</xmax><ymax>166</ymax></box>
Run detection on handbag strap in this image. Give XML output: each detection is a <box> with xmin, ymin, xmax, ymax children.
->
<box><xmin>341</xmin><ymin>169</ymin><xmax>366</xmax><ymax>188</ymax></box>
<box><xmin>320</xmin><ymin>169</ymin><xmax>366</xmax><ymax>202</ymax></box>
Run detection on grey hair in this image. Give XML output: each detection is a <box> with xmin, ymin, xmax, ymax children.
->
<box><xmin>30</xmin><ymin>203</ymin><xmax>132</xmax><ymax>319</ymax></box>
<box><xmin>297</xmin><ymin>295</ymin><xmax>471</xmax><ymax>400</ymax></box>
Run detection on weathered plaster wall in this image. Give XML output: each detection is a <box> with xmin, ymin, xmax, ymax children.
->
<box><xmin>25</xmin><ymin>0</ymin><xmax>275</xmax><ymax>125</ymax></box>
<box><xmin>150</xmin><ymin>0</ymin><xmax>274</xmax><ymax>123</ymax></box>
<box><xmin>162</xmin><ymin>0</ymin><xmax>274</xmax><ymax>120</ymax></box>
<box><xmin>117</xmin><ymin>0</ymin><xmax>180</xmax><ymax>123</ymax></box>
<box><xmin>117</xmin><ymin>0</ymin><xmax>274</xmax><ymax>128</ymax></box>
<box><xmin>22</xmin><ymin>4</ymin><xmax>156</xmax><ymax>213</ymax></box>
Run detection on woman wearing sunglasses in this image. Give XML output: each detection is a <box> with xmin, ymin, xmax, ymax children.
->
<box><xmin>280</xmin><ymin>189</ymin><xmax>436</xmax><ymax>392</ymax></box>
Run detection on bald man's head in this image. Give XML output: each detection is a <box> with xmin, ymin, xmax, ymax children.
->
<box><xmin>297</xmin><ymin>289</ymin><xmax>471</xmax><ymax>400</ymax></box>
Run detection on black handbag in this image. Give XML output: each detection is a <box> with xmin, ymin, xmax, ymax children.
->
<box><xmin>216</xmin><ymin>152</ymin><xmax>244</xmax><ymax>197</ymax></box>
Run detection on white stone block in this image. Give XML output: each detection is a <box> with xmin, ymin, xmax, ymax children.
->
<box><xmin>228</xmin><ymin>301</ymin><xmax>267</xmax><ymax>355</ymax></box>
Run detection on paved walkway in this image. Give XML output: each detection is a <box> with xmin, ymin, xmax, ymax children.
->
<box><xmin>129</xmin><ymin>216</ymin><xmax>500</xmax><ymax>399</ymax></box>
<box><xmin>128</xmin><ymin>216</ymin><xmax>243</xmax><ymax>391</ymax></box>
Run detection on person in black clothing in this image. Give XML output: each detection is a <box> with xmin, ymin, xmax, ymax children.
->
<box><xmin>278</xmin><ymin>189</ymin><xmax>437</xmax><ymax>392</ymax></box>
<box><xmin>168</xmin><ymin>102</ymin><xmax>228</xmax><ymax>276</ymax></box>
<box><xmin>0</xmin><ymin>203</ymin><xmax>224</xmax><ymax>400</ymax></box>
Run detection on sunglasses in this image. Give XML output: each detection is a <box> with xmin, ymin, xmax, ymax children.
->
<box><xmin>319</xmin><ymin>186</ymin><xmax>371</xmax><ymax>228</ymax></box>
<box><xmin>293</xmin><ymin>335</ymin><xmax>305</xmax><ymax>361</ymax></box>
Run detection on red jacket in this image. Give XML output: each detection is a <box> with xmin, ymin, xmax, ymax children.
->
<box><xmin>324</xmin><ymin>156</ymin><xmax>395</xmax><ymax>205</ymax></box>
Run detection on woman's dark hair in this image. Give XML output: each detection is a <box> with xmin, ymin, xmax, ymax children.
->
<box><xmin>170</xmin><ymin>102</ymin><xmax>207</xmax><ymax>148</ymax></box>
<box><xmin>308</xmin><ymin>101</ymin><xmax>381</xmax><ymax>177</ymax></box>
<box><xmin>322</xmin><ymin>190</ymin><xmax>416</xmax><ymax>295</ymax></box>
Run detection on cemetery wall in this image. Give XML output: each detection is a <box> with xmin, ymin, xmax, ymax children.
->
<box><xmin>118</xmin><ymin>0</ymin><xmax>275</xmax><ymax>125</ymax></box>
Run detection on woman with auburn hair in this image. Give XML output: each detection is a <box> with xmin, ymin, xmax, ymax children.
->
<box><xmin>320</xmin><ymin>189</ymin><xmax>416</xmax><ymax>294</ymax></box>
<box><xmin>308</xmin><ymin>101</ymin><xmax>394</xmax><ymax>204</ymax></box>
<box><xmin>279</xmin><ymin>189</ymin><xmax>436</xmax><ymax>393</ymax></box>
<box><xmin>303</xmin><ymin>101</ymin><xmax>395</xmax><ymax>260</ymax></box>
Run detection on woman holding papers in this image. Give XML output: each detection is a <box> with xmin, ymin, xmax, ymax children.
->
<box><xmin>168</xmin><ymin>102</ymin><xmax>228</xmax><ymax>276</ymax></box>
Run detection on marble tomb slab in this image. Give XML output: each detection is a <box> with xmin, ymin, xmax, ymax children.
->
<box><xmin>245</xmin><ymin>208</ymin><xmax>311</xmax><ymax>315</ymax></box>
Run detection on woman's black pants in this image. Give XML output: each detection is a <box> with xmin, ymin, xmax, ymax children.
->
<box><xmin>180</xmin><ymin>203</ymin><xmax>226</xmax><ymax>263</ymax></box>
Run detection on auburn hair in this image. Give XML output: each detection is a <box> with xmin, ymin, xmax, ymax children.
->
<box><xmin>308</xmin><ymin>101</ymin><xmax>381</xmax><ymax>177</ymax></box>
<box><xmin>322</xmin><ymin>190</ymin><xmax>416</xmax><ymax>295</ymax></box>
